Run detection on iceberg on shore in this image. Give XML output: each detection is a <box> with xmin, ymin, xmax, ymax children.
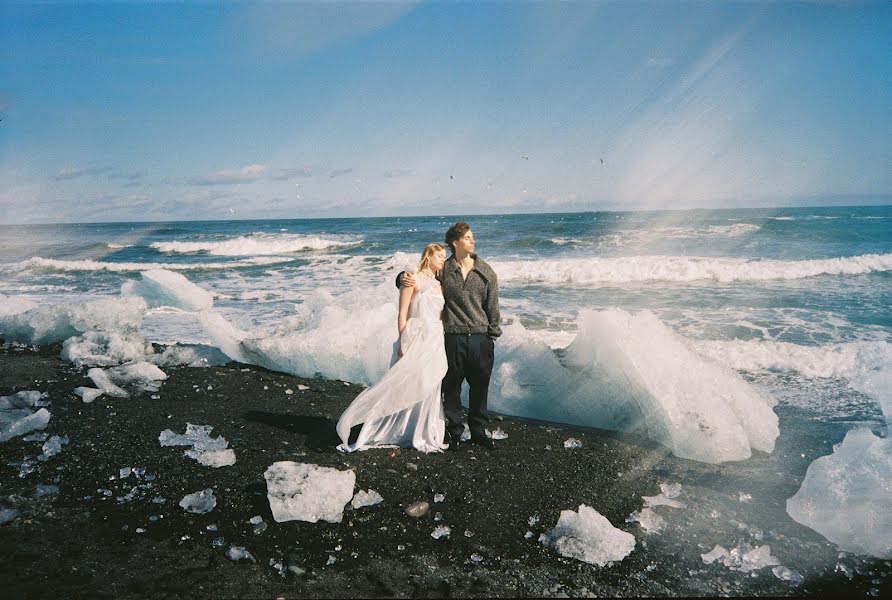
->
<box><xmin>786</xmin><ymin>427</ymin><xmax>892</xmax><ymax>559</ymax></box>
<box><xmin>539</xmin><ymin>504</ymin><xmax>635</xmax><ymax>566</ymax></box>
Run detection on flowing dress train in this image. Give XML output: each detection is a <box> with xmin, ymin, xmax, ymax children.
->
<box><xmin>336</xmin><ymin>273</ymin><xmax>448</xmax><ymax>453</ymax></box>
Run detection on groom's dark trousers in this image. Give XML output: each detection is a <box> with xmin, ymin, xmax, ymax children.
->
<box><xmin>442</xmin><ymin>333</ymin><xmax>494</xmax><ymax>440</ymax></box>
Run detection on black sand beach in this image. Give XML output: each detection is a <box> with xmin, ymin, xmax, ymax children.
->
<box><xmin>1</xmin><ymin>342</ymin><xmax>888</xmax><ymax>598</ymax></box>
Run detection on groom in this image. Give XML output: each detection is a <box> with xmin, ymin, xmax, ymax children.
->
<box><xmin>399</xmin><ymin>221</ymin><xmax>502</xmax><ymax>450</ymax></box>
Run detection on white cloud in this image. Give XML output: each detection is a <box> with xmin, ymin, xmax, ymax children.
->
<box><xmin>54</xmin><ymin>165</ymin><xmax>111</xmax><ymax>180</ymax></box>
<box><xmin>271</xmin><ymin>166</ymin><xmax>313</xmax><ymax>181</ymax></box>
<box><xmin>192</xmin><ymin>164</ymin><xmax>267</xmax><ymax>186</ymax></box>
<box><xmin>233</xmin><ymin>2</ymin><xmax>418</xmax><ymax>61</ymax></box>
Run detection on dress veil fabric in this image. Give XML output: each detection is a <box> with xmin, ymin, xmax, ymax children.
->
<box><xmin>336</xmin><ymin>273</ymin><xmax>448</xmax><ymax>453</ymax></box>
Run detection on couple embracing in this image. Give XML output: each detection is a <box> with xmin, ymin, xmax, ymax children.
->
<box><xmin>336</xmin><ymin>221</ymin><xmax>501</xmax><ymax>453</ymax></box>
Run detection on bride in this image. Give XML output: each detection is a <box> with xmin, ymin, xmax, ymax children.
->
<box><xmin>336</xmin><ymin>243</ymin><xmax>449</xmax><ymax>453</ymax></box>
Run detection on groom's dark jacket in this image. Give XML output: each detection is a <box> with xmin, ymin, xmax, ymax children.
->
<box><xmin>438</xmin><ymin>255</ymin><xmax>502</xmax><ymax>339</ymax></box>
<box><xmin>397</xmin><ymin>254</ymin><xmax>502</xmax><ymax>338</ymax></box>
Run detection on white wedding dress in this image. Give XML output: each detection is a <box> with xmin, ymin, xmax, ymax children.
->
<box><xmin>336</xmin><ymin>272</ymin><xmax>448</xmax><ymax>453</ymax></box>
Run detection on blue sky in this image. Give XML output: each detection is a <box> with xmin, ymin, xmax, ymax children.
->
<box><xmin>1</xmin><ymin>1</ymin><xmax>889</xmax><ymax>224</ymax></box>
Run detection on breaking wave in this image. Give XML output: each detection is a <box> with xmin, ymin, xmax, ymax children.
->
<box><xmin>13</xmin><ymin>256</ymin><xmax>293</xmax><ymax>273</ymax></box>
<box><xmin>150</xmin><ymin>233</ymin><xmax>362</xmax><ymax>256</ymax></box>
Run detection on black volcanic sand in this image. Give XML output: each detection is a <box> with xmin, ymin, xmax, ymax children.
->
<box><xmin>1</xmin><ymin>342</ymin><xmax>889</xmax><ymax>599</ymax></box>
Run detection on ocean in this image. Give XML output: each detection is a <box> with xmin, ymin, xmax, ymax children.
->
<box><xmin>1</xmin><ymin>205</ymin><xmax>891</xmax><ymax>568</ymax></box>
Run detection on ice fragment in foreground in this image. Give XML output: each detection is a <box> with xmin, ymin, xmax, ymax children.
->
<box><xmin>185</xmin><ymin>448</ymin><xmax>236</xmax><ymax>467</ymax></box>
<box><xmin>786</xmin><ymin>427</ymin><xmax>892</xmax><ymax>559</ymax></box>
<box><xmin>431</xmin><ymin>525</ymin><xmax>451</xmax><ymax>539</ymax></box>
<box><xmin>160</xmin><ymin>423</ymin><xmax>235</xmax><ymax>467</ymax></box>
<box><xmin>38</xmin><ymin>435</ymin><xmax>69</xmax><ymax>461</ymax></box>
<box><xmin>62</xmin><ymin>330</ymin><xmax>153</xmax><ymax>368</ymax></box>
<box><xmin>74</xmin><ymin>387</ymin><xmax>103</xmax><ymax>403</ymax></box>
<box><xmin>626</xmin><ymin>507</ymin><xmax>665</xmax><ymax>533</ymax></box>
<box><xmin>563</xmin><ymin>437</ymin><xmax>583</xmax><ymax>449</ymax></box>
<box><xmin>700</xmin><ymin>542</ymin><xmax>780</xmax><ymax>572</ymax></box>
<box><xmin>351</xmin><ymin>489</ymin><xmax>384</xmax><ymax>509</ymax></box>
<box><xmin>490</xmin><ymin>428</ymin><xmax>509</xmax><ymax>440</ymax></box>
<box><xmin>642</xmin><ymin>493</ymin><xmax>686</xmax><ymax>509</ymax></box>
<box><xmin>0</xmin><ymin>390</ymin><xmax>46</xmax><ymax>409</ymax></box>
<box><xmin>539</xmin><ymin>504</ymin><xmax>635</xmax><ymax>566</ymax></box>
<box><xmin>226</xmin><ymin>546</ymin><xmax>256</xmax><ymax>563</ymax></box>
<box><xmin>0</xmin><ymin>506</ymin><xmax>19</xmax><ymax>525</ymax></box>
<box><xmin>0</xmin><ymin>407</ymin><xmax>51</xmax><ymax>443</ymax></box>
<box><xmin>86</xmin><ymin>368</ymin><xmax>129</xmax><ymax>398</ymax></box>
<box><xmin>179</xmin><ymin>489</ymin><xmax>216</xmax><ymax>514</ymax></box>
<box><xmin>263</xmin><ymin>461</ymin><xmax>355</xmax><ymax>523</ymax></box>
<box><xmin>772</xmin><ymin>566</ymin><xmax>803</xmax><ymax>586</ymax></box>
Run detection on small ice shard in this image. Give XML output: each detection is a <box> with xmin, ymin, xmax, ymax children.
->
<box><xmin>119</xmin><ymin>467</ymin><xmax>132</xmax><ymax>478</ymax></box>
<box><xmin>179</xmin><ymin>489</ymin><xmax>216</xmax><ymax>514</ymax></box>
<box><xmin>772</xmin><ymin>566</ymin><xmax>803</xmax><ymax>586</ymax></box>
<box><xmin>563</xmin><ymin>437</ymin><xmax>583</xmax><ymax>449</ymax></box>
<box><xmin>123</xmin><ymin>269</ymin><xmax>214</xmax><ymax>312</ymax></box>
<box><xmin>185</xmin><ymin>448</ymin><xmax>236</xmax><ymax>467</ymax></box>
<box><xmin>470</xmin><ymin>553</ymin><xmax>484</xmax><ymax>563</ymax></box>
<box><xmin>642</xmin><ymin>493</ymin><xmax>686</xmax><ymax>509</ymax></box>
<box><xmin>659</xmin><ymin>482</ymin><xmax>682</xmax><ymax>498</ymax></box>
<box><xmin>249</xmin><ymin>515</ymin><xmax>268</xmax><ymax>534</ymax></box>
<box><xmin>38</xmin><ymin>435</ymin><xmax>69</xmax><ymax>461</ymax></box>
<box><xmin>0</xmin><ymin>390</ymin><xmax>46</xmax><ymax>409</ymax></box>
<box><xmin>86</xmin><ymin>368</ymin><xmax>129</xmax><ymax>398</ymax></box>
<box><xmin>74</xmin><ymin>387</ymin><xmax>103</xmax><ymax>403</ymax></box>
<box><xmin>351</xmin><ymin>489</ymin><xmax>384</xmax><ymax>509</ymax></box>
<box><xmin>22</xmin><ymin>432</ymin><xmax>48</xmax><ymax>442</ymax></box>
<box><xmin>525</xmin><ymin>530</ymin><xmax>535</xmax><ymax>539</ymax></box>
<box><xmin>539</xmin><ymin>504</ymin><xmax>635</xmax><ymax>566</ymax></box>
<box><xmin>263</xmin><ymin>461</ymin><xmax>355</xmax><ymax>523</ymax></box>
<box><xmin>297</xmin><ymin>384</ymin><xmax>309</xmax><ymax>391</ymax></box>
<box><xmin>405</xmin><ymin>501</ymin><xmax>429</xmax><ymax>518</ymax></box>
<box><xmin>528</xmin><ymin>514</ymin><xmax>540</xmax><ymax>525</ymax></box>
<box><xmin>226</xmin><ymin>546</ymin><xmax>256</xmax><ymax>563</ymax></box>
<box><xmin>0</xmin><ymin>505</ymin><xmax>19</xmax><ymax>525</ymax></box>
<box><xmin>0</xmin><ymin>407</ymin><xmax>51</xmax><ymax>442</ymax></box>
<box><xmin>433</xmin><ymin>493</ymin><xmax>446</xmax><ymax>503</ymax></box>
<box><xmin>786</xmin><ymin>427</ymin><xmax>892</xmax><ymax>559</ymax></box>
<box><xmin>326</xmin><ymin>555</ymin><xmax>336</xmax><ymax>566</ymax></box>
<box><xmin>431</xmin><ymin>525</ymin><xmax>451</xmax><ymax>539</ymax></box>
<box><xmin>739</xmin><ymin>492</ymin><xmax>752</xmax><ymax>502</ymax></box>
<box><xmin>490</xmin><ymin>428</ymin><xmax>508</xmax><ymax>440</ymax></box>
<box><xmin>285</xmin><ymin>389</ymin><xmax>293</xmax><ymax>395</ymax></box>
<box><xmin>626</xmin><ymin>508</ymin><xmax>666</xmax><ymax>534</ymax></box>
<box><xmin>61</xmin><ymin>330</ymin><xmax>154</xmax><ymax>368</ymax></box>
<box><xmin>33</xmin><ymin>484</ymin><xmax>60</xmax><ymax>497</ymax></box>
<box><xmin>106</xmin><ymin>362</ymin><xmax>167</xmax><ymax>393</ymax></box>
<box><xmin>701</xmin><ymin>542</ymin><xmax>780</xmax><ymax>572</ymax></box>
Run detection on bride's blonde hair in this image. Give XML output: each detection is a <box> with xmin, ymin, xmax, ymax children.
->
<box><xmin>418</xmin><ymin>243</ymin><xmax>445</xmax><ymax>274</ymax></box>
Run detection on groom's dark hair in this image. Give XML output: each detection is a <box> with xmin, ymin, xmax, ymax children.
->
<box><xmin>445</xmin><ymin>221</ymin><xmax>470</xmax><ymax>254</ymax></box>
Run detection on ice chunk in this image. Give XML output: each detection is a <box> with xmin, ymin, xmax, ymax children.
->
<box><xmin>33</xmin><ymin>484</ymin><xmax>60</xmax><ymax>497</ymax></box>
<box><xmin>786</xmin><ymin>427</ymin><xmax>892</xmax><ymax>559</ymax></box>
<box><xmin>74</xmin><ymin>387</ymin><xmax>103</xmax><ymax>403</ymax></box>
<box><xmin>488</xmin><ymin>311</ymin><xmax>778</xmax><ymax>464</ymax></box>
<box><xmin>106</xmin><ymin>362</ymin><xmax>167</xmax><ymax>393</ymax></box>
<box><xmin>22</xmin><ymin>432</ymin><xmax>48</xmax><ymax>442</ymax></box>
<box><xmin>642</xmin><ymin>494</ymin><xmax>686</xmax><ymax>509</ymax></box>
<box><xmin>160</xmin><ymin>424</ymin><xmax>234</xmax><ymax>467</ymax></box>
<box><xmin>0</xmin><ymin>407</ymin><xmax>51</xmax><ymax>442</ymax></box>
<box><xmin>0</xmin><ymin>505</ymin><xmax>19</xmax><ymax>525</ymax></box>
<box><xmin>185</xmin><ymin>448</ymin><xmax>236</xmax><ymax>467</ymax></box>
<box><xmin>351</xmin><ymin>489</ymin><xmax>384</xmax><ymax>509</ymax></box>
<box><xmin>122</xmin><ymin>269</ymin><xmax>214</xmax><ymax>312</ymax></box>
<box><xmin>226</xmin><ymin>546</ymin><xmax>256</xmax><ymax>563</ymax></box>
<box><xmin>431</xmin><ymin>525</ymin><xmax>451</xmax><ymax>539</ymax></box>
<box><xmin>700</xmin><ymin>542</ymin><xmax>780</xmax><ymax>572</ymax></box>
<box><xmin>263</xmin><ymin>461</ymin><xmax>355</xmax><ymax>523</ymax></box>
<box><xmin>626</xmin><ymin>508</ymin><xmax>666</xmax><ymax>533</ymax></box>
<box><xmin>772</xmin><ymin>566</ymin><xmax>803</xmax><ymax>585</ymax></box>
<box><xmin>179</xmin><ymin>489</ymin><xmax>216</xmax><ymax>514</ymax></box>
<box><xmin>61</xmin><ymin>331</ymin><xmax>153</xmax><ymax>367</ymax></box>
<box><xmin>0</xmin><ymin>296</ymin><xmax>147</xmax><ymax>346</ymax></box>
<box><xmin>539</xmin><ymin>504</ymin><xmax>636</xmax><ymax>566</ymax></box>
<box><xmin>152</xmin><ymin>343</ymin><xmax>229</xmax><ymax>368</ymax></box>
<box><xmin>0</xmin><ymin>390</ymin><xmax>46</xmax><ymax>409</ymax></box>
<box><xmin>563</xmin><ymin>437</ymin><xmax>583</xmax><ymax>449</ymax></box>
<box><xmin>87</xmin><ymin>368</ymin><xmax>129</xmax><ymax>398</ymax></box>
<box><xmin>490</xmin><ymin>428</ymin><xmax>508</xmax><ymax>440</ymax></box>
<box><xmin>38</xmin><ymin>435</ymin><xmax>69</xmax><ymax>461</ymax></box>
<box><xmin>660</xmin><ymin>482</ymin><xmax>682</xmax><ymax>498</ymax></box>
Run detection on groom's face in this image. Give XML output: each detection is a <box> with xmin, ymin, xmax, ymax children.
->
<box><xmin>453</xmin><ymin>229</ymin><xmax>475</xmax><ymax>255</ymax></box>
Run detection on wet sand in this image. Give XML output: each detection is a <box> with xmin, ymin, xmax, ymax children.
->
<box><xmin>0</xmin><ymin>342</ymin><xmax>887</xmax><ymax>598</ymax></box>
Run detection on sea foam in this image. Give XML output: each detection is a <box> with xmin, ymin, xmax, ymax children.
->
<box><xmin>489</xmin><ymin>253</ymin><xmax>892</xmax><ymax>285</ymax></box>
<box><xmin>150</xmin><ymin>233</ymin><xmax>361</xmax><ymax>256</ymax></box>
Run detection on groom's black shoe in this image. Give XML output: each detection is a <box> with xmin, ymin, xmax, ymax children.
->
<box><xmin>447</xmin><ymin>432</ymin><xmax>462</xmax><ymax>452</ymax></box>
<box><xmin>469</xmin><ymin>434</ymin><xmax>495</xmax><ymax>451</ymax></box>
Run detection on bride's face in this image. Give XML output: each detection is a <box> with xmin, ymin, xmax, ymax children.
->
<box><xmin>429</xmin><ymin>249</ymin><xmax>447</xmax><ymax>272</ymax></box>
